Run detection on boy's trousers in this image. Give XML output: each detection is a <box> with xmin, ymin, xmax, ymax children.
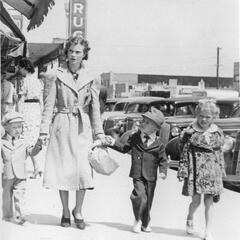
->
<box><xmin>130</xmin><ymin>177</ymin><xmax>156</xmax><ymax>227</ymax></box>
<box><xmin>2</xmin><ymin>177</ymin><xmax>26</xmax><ymax>219</ymax></box>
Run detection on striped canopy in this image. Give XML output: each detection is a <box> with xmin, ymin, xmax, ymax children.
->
<box><xmin>2</xmin><ymin>0</ymin><xmax>55</xmax><ymax>31</ymax></box>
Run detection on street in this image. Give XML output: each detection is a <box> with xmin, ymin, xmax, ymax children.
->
<box><xmin>2</xmin><ymin>149</ymin><xmax>240</xmax><ymax>240</ymax></box>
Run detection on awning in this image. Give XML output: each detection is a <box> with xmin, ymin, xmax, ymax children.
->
<box><xmin>0</xmin><ymin>1</ymin><xmax>26</xmax><ymax>57</ymax></box>
<box><xmin>2</xmin><ymin>0</ymin><xmax>55</xmax><ymax>31</ymax></box>
<box><xmin>28</xmin><ymin>42</ymin><xmax>64</xmax><ymax>66</ymax></box>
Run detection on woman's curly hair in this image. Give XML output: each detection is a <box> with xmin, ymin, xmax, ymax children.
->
<box><xmin>18</xmin><ymin>58</ymin><xmax>35</xmax><ymax>73</ymax></box>
<box><xmin>195</xmin><ymin>98</ymin><xmax>220</xmax><ymax>118</ymax></box>
<box><xmin>64</xmin><ymin>36</ymin><xmax>90</xmax><ymax>60</ymax></box>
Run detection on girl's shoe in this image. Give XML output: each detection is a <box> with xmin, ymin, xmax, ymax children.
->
<box><xmin>186</xmin><ymin>220</ymin><xmax>194</xmax><ymax>234</ymax></box>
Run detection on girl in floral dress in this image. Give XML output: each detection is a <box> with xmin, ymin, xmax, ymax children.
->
<box><xmin>177</xmin><ymin>99</ymin><xmax>226</xmax><ymax>240</ymax></box>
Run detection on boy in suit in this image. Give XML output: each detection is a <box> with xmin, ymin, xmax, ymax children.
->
<box><xmin>1</xmin><ymin>111</ymin><xmax>42</xmax><ymax>224</ymax></box>
<box><xmin>108</xmin><ymin>107</ymin><xmax>168</xmax><ymax>233</ymax></box>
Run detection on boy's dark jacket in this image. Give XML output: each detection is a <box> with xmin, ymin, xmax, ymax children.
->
<box><xmin>111</xmin><ymin>130</ymin><xmax>168</xmax><ymax>181</ymax></box>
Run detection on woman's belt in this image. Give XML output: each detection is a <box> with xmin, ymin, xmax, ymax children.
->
<box><xmin>192</xmin><ymin>145</ymin><xmax>221</xmax><ymax>153</ymax></box>
<box><xmin>24</xmin><ymin>99</ymin><xmax>40</xmax><ymax>103</ymax></box>
<box><xmin>56</xmin><ymin>106</ymin><xmax>83</xmax><ymax>133</ymax></box>
<box><xmin>57</xmin><ymin>106</ymin><xmax>79</xmax><ymax>115</ymax></box>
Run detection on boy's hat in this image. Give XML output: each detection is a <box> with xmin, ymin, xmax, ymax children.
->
<box><xmin>142</xmin><ymin>107</ymin><xmax>165</xmax><ymax>128</ymax></box>
<box><xmin>2</xmin><ymin>111</ymin><xmax>24</xmax><ymax>125</ymax></box>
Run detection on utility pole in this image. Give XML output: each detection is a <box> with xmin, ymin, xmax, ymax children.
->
<box><xmin>216</xmin><ymin>47</ymin><xmax>221</xmax><ymax>89</ymax></box>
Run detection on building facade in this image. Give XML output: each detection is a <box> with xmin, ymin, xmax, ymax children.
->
<box><xmin>101</xmin><ymin>72</ymin><xmax>234</xmax><ymax>98</ymax></box>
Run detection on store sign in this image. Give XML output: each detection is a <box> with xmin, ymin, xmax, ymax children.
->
<box><xmin>234</xmin><ymin>62</ymin><xmax>239</xmax><ymax>82</ymax></box>
<box><xmin>69</xmin><ymin>0</ymin><xmax>87</xmax><ymax>38</ymax></box>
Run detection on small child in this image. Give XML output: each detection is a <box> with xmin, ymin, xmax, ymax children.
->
<box><xmin>107</xmin><ymin>107</ymin><xmax>168</xmax><ymax>233</ymax></box>
<box><xmin>1</xmin><ymin>111</ymin><xmax>42</xmax><ymax>224</ymax></box>
<box><xmin>177</xmin><ymin>99</ymin><xmax>226</xmax><ymax>240</ymax></box>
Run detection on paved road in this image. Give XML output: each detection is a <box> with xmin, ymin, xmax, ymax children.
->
<box><xmin>2</xmin><ymin>149</ymin><xmax>240</xmax><ymax>240</ymax></box>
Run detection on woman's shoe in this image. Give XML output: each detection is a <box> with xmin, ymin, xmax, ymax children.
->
<box><xmin>72</xmin><ymin>210</ymin><xmax>85</xmax><ymax>229</ymax></box>
<box><xmin>60</xmin><ymin>216</ymin><xmax>71</xmax><ymax>227</ymax></box>
<box><xmin>204</xmin><ymin>231</ymin><xmax>214</xmax><ymax>240</ymax></box>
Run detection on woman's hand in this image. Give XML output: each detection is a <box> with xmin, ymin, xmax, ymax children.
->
<box><xmin>96</xmin><ymin>133</ymin><xmax>112</xmax><ymax>146</ymax></box>
<box><xmin>93</xmin><ymin>135</ymin><xmax>115</xmax><ymax>148</ymax></box>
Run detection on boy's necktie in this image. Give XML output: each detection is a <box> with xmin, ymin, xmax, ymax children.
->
<box><xmin>12</xmin><ymin>137</ymin><xmax>15</xmax><ymax>146</ymax></box>
<box><xmin>143</xmin><ymin>134</ymin><xmax>150</xmax><ymax>147</ymax></box>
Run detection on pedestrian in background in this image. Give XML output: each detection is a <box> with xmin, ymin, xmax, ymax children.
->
<box><xmin>177</xmin><ymin>99</ymin><xmax>226</xmax><ymax>240</ymax></box>
<box><xmin>106</xmin><ymin>107</ymin><xmax>168</xmax><ymax>233</ymax></box>
<box><xmin>20</xmin><ymin>62</ymin><xmax>43</xmax><ymax>179</ymax></box>
<box><xmin>1</xmin><ymin>111</ymin><xmax>42</xmax><ymax>225</ymax></box>
<box><xmin>38</xmin><ymin>35</ymin><xmax>107</xmax><ymax>229</ymax></box>
<box><xmin>1</xmin><ymin>70</ymin><xmax>17</xmax><ymax>119</ymax></box>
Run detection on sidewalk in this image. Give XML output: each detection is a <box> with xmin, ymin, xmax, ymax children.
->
<box><xmin>2</xmin><ymin>149</ymin><xmax>240</xmax><ymax>240</ymax></box>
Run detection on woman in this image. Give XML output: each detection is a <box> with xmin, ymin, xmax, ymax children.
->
<box><xmin>177</xmin><ymin>99</ymin><xmax>226</xmax><ymax>240</ymax></box>
<box><xmin>38</xmin><ymin>36</ymin><xmax>106</xmax><ymax>229</ymax></box>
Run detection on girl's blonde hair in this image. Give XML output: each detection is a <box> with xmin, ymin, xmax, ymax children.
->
<box><xmin>195</xmin><ymin>98</ymin><xmax>220</xmax><ymax>118</ymax></box>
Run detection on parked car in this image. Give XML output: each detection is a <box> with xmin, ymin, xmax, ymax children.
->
<box><xmin>104</xmin><ymin>96</ymin><xmax>240</xmax><ymax>138</ymax></box>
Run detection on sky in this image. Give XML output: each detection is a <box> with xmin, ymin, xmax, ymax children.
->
<box><xmin>21</xmin><ymin>0</ymin><xmax>239</xmax><ymax>77</ymax></box>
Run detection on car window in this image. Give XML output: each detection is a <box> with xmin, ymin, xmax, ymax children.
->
<box><xmin>105</xmin><ymin>102</ymin><xmax>116</xmax><ymax>111</ymax></box>
<box><xmin>113</xmin><ymin>102</ymin><xmax>127</xmax><ymax>111</ymax></box>
<box><xmin>217</xmin><ymin>103</ymin><xmax>235</xmax><ymax>118</ymax></box>
<box><xmin>151</xmin><ymin>102</ymin><xmax>174</xmax><ymax>116</ymax></box>
<box><xmin>138</xmin><ymin>104</ymin><xmax>149</xmax><ymax>113</ymax></box>
<box><xmin>175</xmin><ymin>103</ymin><xmax>196</xmax><ymax>117</ymax></box>
<box><xmin>126</xmin><ymin>103</ymin><xmax>140</xmax><ymax>113</ymax></box>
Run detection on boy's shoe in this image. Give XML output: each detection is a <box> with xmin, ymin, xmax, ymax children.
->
<box><xmin>186</xmin><ymin>220</ymin><xmax>194</xmax><ymax>234</ymax></box>
<box><xmin>141</xmin><ymin>225</ymin><xmax>152</xmax><ymax>232</ymax></box>
<box><xmin>204</xmin><ymin>231</ymin><xmax>214</xmax><ymax>240</ymax></box>
<box><xmin>132</xmin><ymin>220</ymin><xmax>142</xmax><ymax>233</ymax></box>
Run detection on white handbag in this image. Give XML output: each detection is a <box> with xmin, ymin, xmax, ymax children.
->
<box><xmin>88</xmin><ymin>146</ymin><xmax>119</xmax><ymax>175</ymax></box>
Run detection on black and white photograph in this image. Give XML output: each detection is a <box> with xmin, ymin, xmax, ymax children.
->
<box><xmin>1</xmin><ymin>0</ymin><xmax>240</xmax><ymax>240</ymax></box>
